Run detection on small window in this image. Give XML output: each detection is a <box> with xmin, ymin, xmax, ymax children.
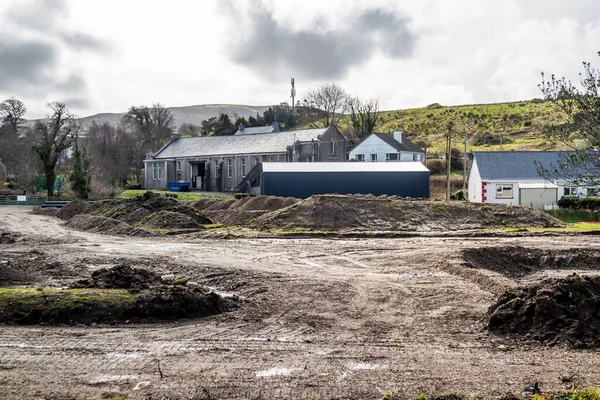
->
<box><xmin>386</xmin><ymin>153</ymin><xmax>398</xmax><ymax>161</ymax></box>
<box><xmin>371</xmin><ymin>154</ymin><xmax>377</xmax><ymax>162</ymax></box>
<box><xmin>268</xmin><ymin>156</ymin><xmax>273</xmax><ymax>162</ymax></box>
<box><xmin>496</xmin><ymin>184</ymin><xmax>513</xmax><ymax>198</ymax></box>
<box><xmin>241</xmin><ymin>158</ymin><xmax>246</xmax><ymax>177</ymax></box>
<box><xmin>564</xmin><ymin>187</ymin><xmax>577</xmax><ymax>196</ymax></box>
<box><xmin>412</xmin><ymin>154</ymin><xmax>419</xmax><ymax>161</ymax></box>
<box><xmin>255</xmin><ymin>158</ymin><xmax>259</xmax><ymax>166</ymax></box>
<box><xmin>227</xmin><ymin>159</ymin><xmax>232</xmax><ymax>178</ymax></box>
<box><xmin>330</xmin><ymin>140</ymin><xmax>335</xmax><ymax>154</ymax></box>
<box><xmin>157</xmin><ymin>163</ymin><xmax>162</xmax><ymax>180</ymax></box>
<box><xmin>588</xmin><ymin>186</ymin><xmax>598</xmax><ymax>197</ymax></box>
<box><xmin>152</xmin><ymin>163</ymin><xmax>157</xmax><ymax>180</ymax></box>
<box><xmin>214</xmin><ymin>160</ymin><xmax>219</xmax><ymax>178</ymax></box>
<box><xmin>356</xmin><ymin>154</ymin><xmax>365</xmax><ymax>162</ymax></box>
<box><xmin>177</xmin><ymin>161</ymin><xmax>181</xmax><ymax>171</ymax></box>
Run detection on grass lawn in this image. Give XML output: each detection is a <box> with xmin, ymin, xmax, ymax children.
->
<box><xmin>117</xmin><ymin>190</ymin><xmax>231</xmax><ymax>202</ymax></box>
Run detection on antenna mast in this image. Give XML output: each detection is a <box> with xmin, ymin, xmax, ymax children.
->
<box><xmin>291</xmin><ymin>78</ymin><xmax>296</xmax><ymax>111</ymax></box>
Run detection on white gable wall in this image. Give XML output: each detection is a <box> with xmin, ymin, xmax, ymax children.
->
<box><xmin>349</xmin><ymin>135</ymin><xmax>422</xmax><ymax>162</ymax></box>
<box><xmin>468</xmin><ymin>158</ymin><xmax>482</xmax><ymax>202</ymax></box>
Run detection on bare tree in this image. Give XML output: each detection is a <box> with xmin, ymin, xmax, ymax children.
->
<box><xmin>348</xmin><ymin>97</ymin><xmax>380</xmax><ymax>139</ymax></box>
<box><xmin>32</xmin><ymin>102</ymin><xmax>77</xmax><ymax>197</ymax></box>
<box><xmin>0</xmin><ymin>98</ymin><xmax>27</xmax><ymax>136</ymax></box>
<box><xmin>302</xmin><ymin>83</ymin><xmax>348</xmax><ymax>128</ymax></box>
<box><xmin>124</xmin><ymin>103</ymin><xmax>175</xmax><ymax>149</ymax></box>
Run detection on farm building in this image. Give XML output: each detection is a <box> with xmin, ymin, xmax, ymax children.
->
<box><xmin>143</xmin><ymin>126</ymin><xmax>346</xmax><ymax>192</ymax></box>
<box><xmin>348</xmin><ymin>132</ymin><xmax>425</xmax><ymax>162</ymax></box>
<box><xmin>238</xmin><ymin>162</ymin><xmax>430</xmax><ymax>198</ymax></box>
<box><xmin>468</xmin><ymin>151</ymin><xmax>599</xmax><ymax>210</ymax></box>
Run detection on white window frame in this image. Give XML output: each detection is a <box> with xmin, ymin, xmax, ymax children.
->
<box><xmin>152</xmin><ymin>163</ymin><xmax>157</xmax><ymax>180</ymax></box>
<box><xmin>268</xmin><ymin>156</ymin><xmax>273</xmax><ymax>162</ymax></box>
<box><xmin>371</xmin><ymin>153</ymin><xmax>377</xmax><ymax>162</ymax></box>
<box><xmin>227</xmin><ymin>159</ymin><xmax>232</xmax><ymax>178</ymax></box>
<box><xmin>386</xmin><ymin>153</ymin><xmax>398</xmax><ymax>161</ymax></box>
<box><xmin>496</xmin><ymin>184</ymin><xmax>513</xmax><ymax>199</ymax></box>
<box><xmin>330</xmin><ymin>140</ymin><xmax>335</xmax><ymax>154</ymax></box>
<box><xmin>588</xmin><ymin>186</ymin><xmax>598</xmax><ymax>197</ymax></box>
<box><xmin>214</xmin><ymin>160</ymin><xmax>219</xmax><ymax>178</ymax></box>
<box><xmin>356</xmin><ymin>154</ymin><xmax>365</xmax><ymax>162</ymax></box>
<box><xmin>157</xmin><ymin>163</ymin><xmax>162</xmax><ymax>180</ymax></box>
<box><xmin>412</xmin><ymin>154</ymin><xmax>419</xmax><ymax>161</ymax></box>
<box><xmin>254</xmin><ymin>157</ymin><xmax>259</xmax><ymax>166</ymax></box>
<box><xmin>177</xmin><ymin>161</ymin><xmax>181</xmax><ymax>171</ymax></box>
<box><xmin>241</xmin><ymin>158</ymin><xmax>246</xmax><ymax>177</ymax></box>
<box><xmin>564</xmin><ymin>186</ymin><xmax>577</xmax><ymax>196</ymax></box>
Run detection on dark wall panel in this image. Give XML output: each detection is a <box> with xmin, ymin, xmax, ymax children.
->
<box><xmin>261</xmin><ymin>171</ymin><xmax>430</xmax><ymax>198</ymax></box>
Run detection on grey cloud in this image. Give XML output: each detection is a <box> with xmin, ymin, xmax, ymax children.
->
<box><xmin>5</xmin><ymin>0</ymin><xmax>67</xmax><ymax>32</ymax></box>
<box><xmin>228</xmin><ymin>5</ymin><xmax>416</xmax><ymax>80</ymax></box>
<box><xmin>59</xmin><ymin>32</ymin><xmax>109</xmax><ymax>52</ymax></box>
<box><xmin>0</xmin><ymin>41</ymin><xmax>56</xmax><ymax>89</ymax></box>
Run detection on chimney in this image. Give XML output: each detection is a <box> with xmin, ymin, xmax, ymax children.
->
<box><xmin>393</xmin><ymin>131</ymin><xmax>402</xmax><ymax>143</ymax></box>
<box><xmin>272</xmin><ymin>121</ymin><xmax>280</xmax><ymax>132</ymax></box>
<box><xmin>238</xmin><ymin>124</ymin><xmax>245</xmax><ymax>132</ymax></box>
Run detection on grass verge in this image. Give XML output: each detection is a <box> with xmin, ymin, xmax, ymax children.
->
<box><xmin>118</xmin><ymin>190</ymin><xmax>231</xmax><ymax>202</ymax></box>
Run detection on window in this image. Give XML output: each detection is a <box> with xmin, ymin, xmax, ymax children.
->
<box><xmin>371</xmin><ymin>154</ymin><xmax>377</xmax><ymax>162</ymax></box>
<box><xmin>152</xmin><ymin>163</ymin><xmax>157</xmax><ymax>180</ymax></box>
<box><xmin>386</xmin><ymin>153</ymin><xmax>398</xmax><ymax>161</ymax></box>
<box><xmin>355</xmin><ymin>154</ymin><xmax>365</xmax><ymax>162</ymax></box>
<box><xmin>413</xmin><ymin>154</ymin><xmax>420</xmax><ymax>161</ymax></box>
<box><xmin>177</xmin><ymin>161</ymin><xmax>181</xmax><ymax>171</ymax></box>
<box><xmin>329</xmin><ymin>140</ymin><xmax>335</xmax><ymax>154</ymax></box>
<box><xmin>157</xmin><ymin>163</ymin><xmax>162</xmax><ymax>180</ymax></box>
<box><xmin>254</xmin><ymin>158</ymin><xmax>259</xmax><ymax>166</ymax></box>
<box><xmin>496</xmin><ymin>184</ymin><xmax>513</xmax><ymax>198</ymax></box>
<box><xmin>588</xmin><ymin>186</ymin><xmax>598</xmax><ymax>197</ymax></box>
<box><xmin>227</xmin><ymin>159</ymin><xmax>232</xmax><ymax>178</ymax></box>
<box><xmin>564</xmin><ymin>187</ymin><xmax>577</xmax><ymax>196</ymax></box>
<box><xmin>268</xmin><ymin>156</ymin><xmax>273</xmax><ymax>162</ymax></box>
<box><xmin>241</xmin><ymin>158</ymin><xmax>246</xmax><ymax>177</ymax></box>
<box><xmin>214</xmin><ymin>160</ymin><xmax>219</xmax><ymax>178</ymax></box>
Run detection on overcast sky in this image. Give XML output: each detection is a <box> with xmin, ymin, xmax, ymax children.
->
<box><xmin>1</xmin><ymin>0</ymin><xmax>599</xmax><ymax>118</ymax></box>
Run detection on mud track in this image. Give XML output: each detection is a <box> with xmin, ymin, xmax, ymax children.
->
<box><xmin>1</xmin><ymin>206</ymin><xmax>599</xmax><ymax>399</ymax></box>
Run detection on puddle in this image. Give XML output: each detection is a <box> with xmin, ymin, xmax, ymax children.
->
<box><xmin>256</xmin><ymin>367</ymin><xmax>295</xmax><ymax>378</ymax></box>
<box><xmin>107</xmin><ymin>352</ymin><xmax>141</xmax><ymax>359</ymax></box>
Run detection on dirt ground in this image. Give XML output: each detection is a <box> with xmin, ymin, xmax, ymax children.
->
<box><xmin>1</xmin><ymin>206</ymin><xmax>600</xmax><ymax>399</ymax></box>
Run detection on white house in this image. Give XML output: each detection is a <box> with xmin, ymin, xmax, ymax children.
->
<box><xmin>468</xmin><ymin>151</ymin><xmax>598</xmax><ymax>210</ymax></box>
<box><xmin>349</xmin><ymin>132</ymin><xmax>425</xmax><ymax>162</ymax></box>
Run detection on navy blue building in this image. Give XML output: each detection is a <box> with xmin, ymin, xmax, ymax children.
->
<box><xmin>253</xmin><ymin>162</ymin><xmax>430</xmax><ymax>199</ymax></box>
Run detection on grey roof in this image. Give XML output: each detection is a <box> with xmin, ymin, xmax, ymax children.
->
<box><xmin>474</xmin><ymin>151</ymin><xmax>575</xmax><ymax>181</ymax></box>
<box><xmin>372</xmin><ymin>133</ymin><xmax>424</xmax><ymax>153</ymax></box>
<box><xmin>235</xmin><ymin>125</ymin><xmax>277</xmax><ymax>135</ymax></box>
<box><xmin>153</xmin><ymin>128</ymin><xmax>330</xmax><ymax>159</ymax></box>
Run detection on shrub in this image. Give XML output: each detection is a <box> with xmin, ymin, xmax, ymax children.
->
<box><xmin>427</xmin><ymin>159</ymin><xmax>446</xmax><ymax>175</ymax></box>
<box><xmin>558</xmin><ymin>196</ymin><xmax>600</xmax><ymax>211</ymax></box>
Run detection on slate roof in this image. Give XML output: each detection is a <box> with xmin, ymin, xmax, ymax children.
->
<box><xmin>372</xmin><ymin>133</ymin><xmax>424</xmax><ymax>153</ymax></box>
<box><xmin>153</xmin><ymin>128</ymin><xmax>330</xmax><ymax>159</ymax></box>
<box><xmin>473</xmin><ymin>151</ymin><xmax>576</xmax><ymax>181</ymax></box>
<box><xmin>235</xmin><ymin>125</ymin><xmax>278</xmax><ymax>135</ymax></box>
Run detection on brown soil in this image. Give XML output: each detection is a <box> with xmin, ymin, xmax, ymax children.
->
<box><xmin>463</xmin><ymin>246</ymin><xmax>600</xmax><ymax>278</ymax></box>
<box><xmin>0</xmin><ymin>231</ymin><xmax>19</xmax><ymax>244</ymax></box>
<box><xmin>1</xmin><ymin>265</ymin><xmax>238</xmax><ymax>325</ymax></box>
<box><xmin>251</xmin><ymin>194</ymin><xmax>564</xmax><ymax>232</ymax></box>
<box><xmin>65</xmin><ymin>214</ymin><xmax>153</xmax><ymax>236</ymax></box>
<box><xmin>56</xmin><ymin>200</ymin><xmax>91</xmax><ymax>220</ymax></box>
<box><xmin>488</xmin><ymin>274</ymin><xmax>600</xmax><ymax>348</ymax></box>
<box><xmin>139</xmin><ymin>210</ymin><xmax>205</xmax><ymax>230</ymax></box>
<box><xmin>194</xmin><ymin>195</ymin><xmax>300</xmax><ymax>226</ymax></box>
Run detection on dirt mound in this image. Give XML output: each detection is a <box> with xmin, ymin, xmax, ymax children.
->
<box><xmin>140</xmin><ymin>211</ymin><xmax>206</xmax><ymax>230</ymax></box>
<box><xmin>65</xmin><ymin>215</ymin><xmax>152</xmax><ymax>236</ymax></box>
<box><xmin>56</xmin><ymin>200</ymin><xmax>91</xmax><ymax>220</ymax></box>
<box><xmin>250</xmin><ymin>194</ymin><xmax>564</xmax><ymax>232</ymax></box>
<box><xmin>0</xmin><ymin>231</ymin><xmax>19</xmax><ymax>244</ymax></box>
<box><xmin>71</xmin><ymin>264</ymin><xmax>162</xmax><ymax>291</ymax></box>
<box><xmin>463</xmin><ymin>246</ymin><xmax>600</xmax><ymax>278</ymax></box>
<box><xmin>488</xmin><ymin>274</ymin><xmax>600</xmax><ymax>348</ymax></box>
<box><xmin>194</xmin><ymin>195</ymin><xmax>300</xmax><ymax>226</ymax></box>
<box><xmin>0</xmin><ymin>265</ymin><xmax>238</xmax><ymax>325</ymax></box>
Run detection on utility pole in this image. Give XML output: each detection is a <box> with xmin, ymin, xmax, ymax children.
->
<box><xmin>446</xmin><ymin>122</ymin><xmax>454</xmax><ymax>201</ymax></box>
<box><xmin>290</xmin><ymin>78</ymin><xmax>296</xmax><ymax>112</ymax></box>
<box><xmin>463</xmin><ymin>132</ymin><xmax>468</xmax><ymax>190</ymax></box>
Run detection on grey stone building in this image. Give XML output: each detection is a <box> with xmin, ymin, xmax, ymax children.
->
<box><xmin>143</xmin><ymin>126</ymin><xmax>346</xmax><ymax>192</ymax></box>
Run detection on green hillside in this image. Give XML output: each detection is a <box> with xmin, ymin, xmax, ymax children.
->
<box><xmin>345</xmin><ymin>99</ymin><xmax>570</xmax><ymax>156</ymax></box>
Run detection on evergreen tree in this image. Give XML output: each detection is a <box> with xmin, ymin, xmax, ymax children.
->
<box><xmin>69</xmin><ymin>134</ymin><xmax>92</xmax><ymax>199</ymax></box>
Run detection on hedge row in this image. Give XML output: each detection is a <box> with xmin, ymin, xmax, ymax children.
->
<box><xmin>557</xmin><ymin>196</ymin><xmax>600</xmax><ymax>211</ymax></box>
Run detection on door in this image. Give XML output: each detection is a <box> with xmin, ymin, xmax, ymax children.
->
<box><xmin>519</xmin><ymin>188</ymin><xmax>557</xmax><ymax>209</ymax></box>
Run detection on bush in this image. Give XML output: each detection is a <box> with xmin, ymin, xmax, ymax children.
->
<box><xmin>427</xmin><ymin>159</ymin><xmax>445</xmax><ymax>175</ymax></box>
<box><xmin>558</xmin><ymin>196</ymin><xmax>600</xmax><ymax>211</ymax></box>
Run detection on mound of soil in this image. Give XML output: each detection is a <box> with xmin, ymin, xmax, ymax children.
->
<box><xmin>56</xmin><ymin>200</ymin><xmax>91</xmax><ymax>220</ymax></box>
<box><xmin>488</xmin><ymin>274</ymin><xmax>600</xmax><ymax>348</ymax></box>
<box><xmin>0</xmin><ymin>231</ymin><xmax>19</xmax><ymax>244</ymax></box>
<box><xmin>71</xmin><ymin>264</ymin><xmax>162</xmax><ymax>291</ymax></box>
<box><xmin>250</xmin><ymin>194</ymin><xmax>564</xmax><ymax>232</ymax></box>
<box><xmin>140</xmin><ymin>210</ymin><xmax>205</xmax><ymax>230</ymax></box>
<box><xmin>463</xmin><ymin>246</ymin><xmax>600</xmax><ymax>278</ymax></box>
<box><xmin>197</xmin><ymin>195</ymin><xmax>300</xmax><ymax>226</ymax></box>
<box><xmin>1</xmin><ymin>265</ymin><xmax>238</xmax><ymax>325</ymax></box>
<box><xmin>65</xmin><ymin>215</ymin><xmax>153</xmax><ymax>237</ymax></box>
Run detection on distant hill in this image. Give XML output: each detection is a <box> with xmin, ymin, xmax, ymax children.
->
<box><xmin>77</xmin><ymin>104</ymin><xmax>271</xmax><ymax>129</ymax></box>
